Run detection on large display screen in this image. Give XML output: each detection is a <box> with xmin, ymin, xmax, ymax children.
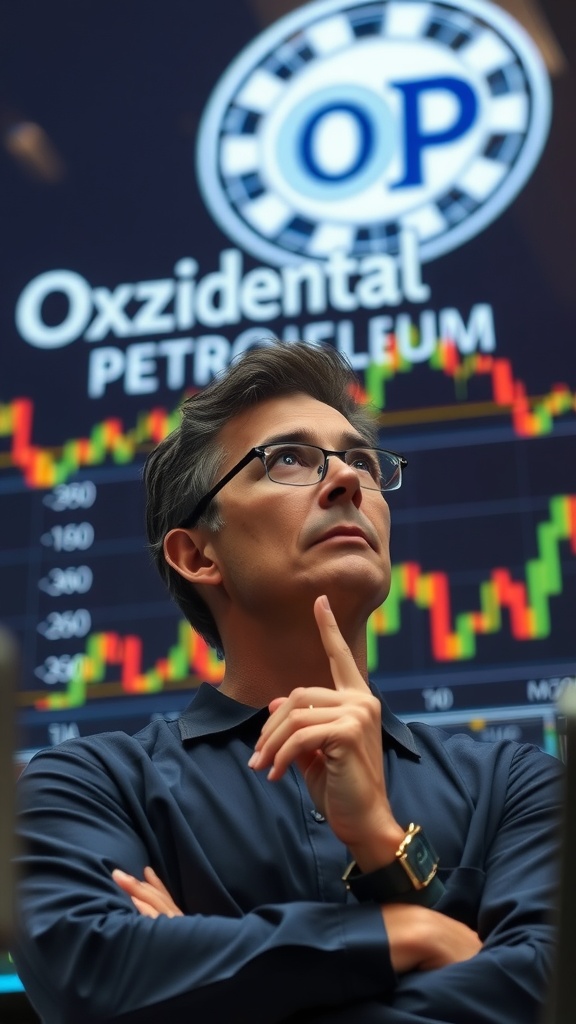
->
<box><xmin>2</xmin><ymin>0</ymin><xmax>574</xmax><ymax>760</ymax></box>
<box><xmin>1</xmin><ymin>0</ymin><xmax>575</xmax><ymax>939</ymax></box>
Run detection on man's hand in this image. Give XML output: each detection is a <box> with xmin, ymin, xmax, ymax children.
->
<box><xmin>112</xmin><ymin>866</ymin><xmax>184</xmax><ymax>918</ymax></box>
<box><xmin>248</xmin><ymin>594</ymin><xmax>405</xmax><ymax>870</ymax></box>
<box><xmin>382</xmin><ymin>904</ymin><xmax>483</xmax><ymax>973</ymax></box>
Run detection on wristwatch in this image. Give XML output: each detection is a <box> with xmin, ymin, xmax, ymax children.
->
<box><xmin>342</xmin><ymin>823</ymin><xmax>445</xmax><ymax>906</ymax></box>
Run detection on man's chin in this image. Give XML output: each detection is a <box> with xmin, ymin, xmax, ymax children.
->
<box><xmin>311</xmin><ymin>563</ymin><xmax>390</xmax><ymax>612</ymax></box>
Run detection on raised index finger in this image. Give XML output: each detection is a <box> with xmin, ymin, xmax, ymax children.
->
<box><xmin>313</xmin><ymin>594</ymin><xmax>368</xmax><ymax>692</ymax></box>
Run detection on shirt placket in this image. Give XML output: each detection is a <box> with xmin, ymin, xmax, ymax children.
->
<box><xmin>290</xmin><ymin>766</ymin><xmax>349</xmax><ymax>904</ymax></box>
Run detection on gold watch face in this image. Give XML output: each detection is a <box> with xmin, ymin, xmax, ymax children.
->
<box><xmin>398</xmin><ymin>829</ymin><xmax>439</xmax><ymax>889</ymax></box>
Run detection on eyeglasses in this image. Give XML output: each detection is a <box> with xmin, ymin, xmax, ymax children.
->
<box><xmin>179</xmin><ymin>442</ymin><xmax>407</xmax><ymax>528</ymax></box>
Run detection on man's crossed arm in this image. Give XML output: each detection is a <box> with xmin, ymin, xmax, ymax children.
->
<box><xmin>114</xmin><ymin>594</ymin><xmax>482</xmax><ymax>976</ymax></box>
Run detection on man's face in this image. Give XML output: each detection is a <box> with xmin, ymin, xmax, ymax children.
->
<box><xmin>199</xmin><ymin>392</ymin><xmax>392</xmax><ymax>623</ymax></box>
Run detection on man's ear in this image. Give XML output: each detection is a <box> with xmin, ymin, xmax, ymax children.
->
<box><xmin>163</xmin><ymin>528</ymin><xmax>222</xmax><ymax>587</ymax></box>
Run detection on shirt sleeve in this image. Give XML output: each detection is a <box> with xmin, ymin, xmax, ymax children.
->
<box><xmin>13</xmin><ymin>743</ymin><xmax>394</xmax><ymax>1024</ymax></box>
<box><xmin>374</xmin><ymin>741</ymin><xmax>563</xmax><ymax>1024</ymax></box>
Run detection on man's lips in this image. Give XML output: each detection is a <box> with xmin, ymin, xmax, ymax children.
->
<box><xmin>312</xmin><ymin>525</ymin><xmax>376</xmax><ymax>549</ymax></box>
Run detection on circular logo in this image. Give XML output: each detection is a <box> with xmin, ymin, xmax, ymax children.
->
<box><xmin>196</xmin><ymin>0</ymin><xmax>551</xmax><ymax>265</ymax></box>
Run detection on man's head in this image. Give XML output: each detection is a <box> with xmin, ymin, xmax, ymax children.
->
<box><xmin>144</xmin><ymin>341</ymin><xmax>390</xmax><ymax>654</ymax></box>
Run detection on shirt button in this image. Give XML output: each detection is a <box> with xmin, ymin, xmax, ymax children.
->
<box><xmin>310</xmin><ymin>809</ymin><xmax>325</xmax><ymax>823</ymax></box>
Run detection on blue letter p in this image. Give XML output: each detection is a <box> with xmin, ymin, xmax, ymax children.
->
<box><xmin>391</xmin><ymin>76</ymin><xmax>478</xmax><ymax>189</ymax></box>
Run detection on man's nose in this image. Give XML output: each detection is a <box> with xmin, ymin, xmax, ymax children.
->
<box><xmin>318</xmin><ymin>454</ymin><xmax>363</xmax><ymax>506</ymax></box>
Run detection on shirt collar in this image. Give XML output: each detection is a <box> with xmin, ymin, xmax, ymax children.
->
<box><xmin>178</xmin><ymin>681</ymin><xmax>420</xmax><ymax>759</ymax></box>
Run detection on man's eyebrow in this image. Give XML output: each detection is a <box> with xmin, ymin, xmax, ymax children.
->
<box><xmin>259</xmin><ymin>429</ymin><xmax>373</xmax><ymax>448</ymax></box>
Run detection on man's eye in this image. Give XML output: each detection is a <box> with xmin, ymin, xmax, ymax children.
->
<box><xmin>264</xmin><ymin>444</ymin><xmax>309</xmax><ymax>468</ymax></box>
<box><xmin>349</xmin><ymin>452</ymin><xmax>380</xmax><ymax>479</ymax></box>
<box><xmin>267</xmin><ymin>447</ymin><xmax>307</xmax><ymax>468</ymax></box>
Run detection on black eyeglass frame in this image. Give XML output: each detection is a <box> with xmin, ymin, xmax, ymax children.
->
<box><xmin>178</xmin><ymin>444</ymin><xmax>408</xmax><ymax>529</ymax></box>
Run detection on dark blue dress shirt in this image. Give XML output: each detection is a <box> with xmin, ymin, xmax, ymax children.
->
<box><xmin>14</xmin><ymin>682</ymin><xmax>562</xmax><ymax>1023</ymax></box>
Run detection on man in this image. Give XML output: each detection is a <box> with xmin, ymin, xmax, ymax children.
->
<box><xmin>14</xmin><ymin>342</ymin><xmax>561</xmax><ymax>1023</ymax></box>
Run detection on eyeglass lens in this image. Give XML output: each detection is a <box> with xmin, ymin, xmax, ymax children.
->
<box><xmin>262</xmin><ymin>444</ymin><xmax>401</xmax><ymax>491</ymax></box>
